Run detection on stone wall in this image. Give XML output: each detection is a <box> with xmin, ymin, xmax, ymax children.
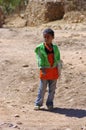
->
<box><xmin>25</xmin><ymin>0</ymin><xmax>64</xmax><ymax>26</ymax></box>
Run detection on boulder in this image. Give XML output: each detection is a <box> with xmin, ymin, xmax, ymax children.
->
<box><xmin>63</xmin><ymin>11</ymin><xmax>86</xmax><ymax>23</ymax></box>
<box><xmin>65</xmin><ymin>0</ymin><xmax>86</xmax><ymax>12</ymax></box>
<box><xmin>4</xmin><ymin>15</ymin><xmax>27</xmax><ymax>28</ymax></box>
<box><xmin>25</xmin><ymin>0</ymin><xmax>65</xmax><ymax>26</ymax></box>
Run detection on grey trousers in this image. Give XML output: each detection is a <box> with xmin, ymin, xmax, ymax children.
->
<box><xmin>35</xmin><ymin>79</ymin><xmax>57</xmax><ymax>107</ymax></box>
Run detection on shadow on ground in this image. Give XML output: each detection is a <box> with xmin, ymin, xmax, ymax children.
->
<box><xmin>40</xmin><ymin>107</ymin><xmax>86</xmax><ymax>118</ymax></box>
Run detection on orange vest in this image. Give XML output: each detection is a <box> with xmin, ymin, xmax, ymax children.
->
<box><xmin>40</xmin><ymin>44</ymin><xmax>59</xmax><ymax>80</ymax></box>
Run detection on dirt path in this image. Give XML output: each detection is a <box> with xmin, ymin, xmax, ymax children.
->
<box><xmin>0</xmin><ymin>25</ymin><xmax>86</xmax><ymax>130</ymax></box>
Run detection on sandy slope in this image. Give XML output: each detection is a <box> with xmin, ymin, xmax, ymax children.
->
<box><xmin>0</xmin><ymin>23</ymin><xmax>86</xmax><ymax>130</ymax></box>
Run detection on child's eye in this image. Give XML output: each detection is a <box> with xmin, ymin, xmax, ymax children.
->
<box><xmin>44</xmin><ymin>35</ymin><xmax>50</xmax><ymax>39</ymax></box>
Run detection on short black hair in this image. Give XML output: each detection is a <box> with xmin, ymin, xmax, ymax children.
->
<box><xmin>43</xmin><ymin>28</ymin><xmax>54</xmax><ymax>37</ymax></box>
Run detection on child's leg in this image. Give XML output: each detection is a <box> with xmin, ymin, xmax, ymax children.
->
<box><xmin>46</xmin><ymin>80</ymin><xmax>57</xmax><ymax>107</ymax></box>
<box><xmin>35</xmin><ymin>79</ymin><xmax>47</xmax><ymax>106</ymax></box>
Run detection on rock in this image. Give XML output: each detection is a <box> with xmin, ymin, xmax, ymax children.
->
<box><xmin>25</xmin><ymin>0</ymin><xmax>65</xmax><ymax>26</ymax></box>
<box><xmin>4</xmin><ymin>15</ymin><xmax>27</xmax><ymax>28</ymax></box>
<box><xmin>8</xmin><ymin>123</ymin><xmax>20</xmax><ymax>129</ymax></box>
<box><xmin>81</xmin><ymin>126</ymin><xmax>86</xmax><ymax>130</ymax></box>
<box><xmin>63</xmin><ymin>11</ymin><xmax>86</xmax><ymax>23</ymax></box>
<box><xmin>79</xmin><ymin>57</ymin><xmax>82</xmax><ymax>59</ymax></box>
<box><xmin>65</xmin><ymin>0</ymin><xmax>86</xmax><ymax>12</ymax></box>
<box><xmin>16</xmin><ymin>121</ymin><xmax>23</xmax><ymax>125</ymax></box>
<box><xmin>12</xmin><ymin>125</ymin><xmax>20</xmax><ymax>129</ymax></box>
<box><xmin>8</xmin><ymin>123</ymin><xmax>14</xmax><ymax>127</ymax></box>
<box><xmin>22</xmin><ymin>64</ymin><xmax>29</xmax><ymax>68</ymax></box>
<box><xmin>0</xmin><ymin>122</ymin><xmax>6</xmax><ymax>126</ymax></box>
<box><xmin>14</xmin><ymin>114</ymin><xmax>20</xmax><ymax>118</ymax></box>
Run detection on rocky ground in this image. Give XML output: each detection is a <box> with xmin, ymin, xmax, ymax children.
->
<box><xmin>0</xmin><ymin>21</ymin><xmax>86</xmax><ymax>130</ymax></box>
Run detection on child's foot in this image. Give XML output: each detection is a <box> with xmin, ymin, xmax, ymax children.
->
<box><xmin>34</xmin><ymin>105</ymin><xmax>44</xmax><ymax>110</ymax></box>
<box><xmin>34</xmin><ymin>105</ymin><xmax>40</xmax><ymax>110</ymax></box>
<box><xmin>47</xmin><ymin>105</ymin><xmax>53</xmax><ymax>111</ymax></box>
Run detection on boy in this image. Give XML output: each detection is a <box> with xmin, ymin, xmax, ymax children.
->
<box><xmin>34</xmin><ymin>28</ymin><xmax>61</xmax><ymax>110</ymax></box>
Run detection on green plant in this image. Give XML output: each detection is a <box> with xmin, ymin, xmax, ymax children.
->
<box><xmin>0</xmin><ymin>0</ymin><xmax>28</xmax><ymax>14</ymax></box>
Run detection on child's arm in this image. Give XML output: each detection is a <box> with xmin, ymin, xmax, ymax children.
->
<box><xmin>56</xmin><ymin>45</ymin><xmax>62</xmax><ymax>77</ymax></box>
<box><xmin>35</xmin><ymin>47</ymin><xmax>45</xmax><ymax>68</ymax></box>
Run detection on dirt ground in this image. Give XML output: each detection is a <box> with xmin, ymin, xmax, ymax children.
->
<box><xmin>0</xmin><ymin>21</ymin><xmax>86</xmax><ymax>130</ymax></box>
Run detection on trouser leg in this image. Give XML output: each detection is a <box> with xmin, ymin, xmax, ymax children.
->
<box><xmin>35</xmin><ymin>79</ymin><xmax>47</xmax><ymax>106</ymax></box>
<box><xmin>46</xmin><ymin>80</ymin><xmax>57</xmax><ymax>107</ymax></box>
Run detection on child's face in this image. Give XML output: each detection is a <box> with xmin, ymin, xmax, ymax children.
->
<box><xmin>43</xmin><ymin>33</ymin><xmax>54</xmax><ymax>44</ymax></box>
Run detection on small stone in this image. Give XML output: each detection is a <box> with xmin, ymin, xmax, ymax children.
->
<box><xmin>65</xmin><ymin>86</ymin><xmax>69</xmax><ymax>89</ymax></box>
<box><xmin>76</xmin><ymin>51</ymin><xmax>79</xmax><ymax>54</ymax></box>
<box><xmin>8</xmin><ymin>123</ymin><xmax>14</xmax><ymax>127</ymax></box>
<box><xmin>13</xmin><ymin>125</ymin><xmax>19</xmax><ymax>128</ymax></box>
<box><xmin>0</xmin><ymin>122</ymin><xmax>6</xmax><ymax>126</ymax></box>
<box><xmin>16</xmin><ymin>121</ymin><xmax>23</xmax><ymax>125</ymax></box>
<box><xmin>79</xmin><ymin>57</ymin><xmax>82</xmax><ymax>59</ymax></box>
<box><xmin>81</xmin><ymin>126</ymin><xmax>86</xmax><ymax>130</ymax></box>
<box><xmin>22</xmin><ymin>64</ymin><xmax>29</xmax><ymax>68</ymax></box>
<box><xmin>15</xmin><ymin>114</ymin><xmax>20</xmax><ymax>118</ymax></box>
<box><xmin>8</xmin><ymin>123</ymin><xmax>20</xmax><ymax>129</ymax></box>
